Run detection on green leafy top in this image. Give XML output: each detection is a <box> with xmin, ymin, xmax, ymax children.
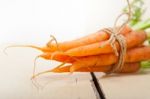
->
<box><xmin>123</xmin><ymin>0</ymin><xmax>150</xmax><ymax>38</ymax></box>
<box><xmin>123</xmin><ymin>0</ymin><xmax>145</xmax><ymax>27</ymax></box>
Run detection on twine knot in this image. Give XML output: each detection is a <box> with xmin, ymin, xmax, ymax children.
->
<box><xmin>103</xmin><ymin>27</ymin><xmax>127</xmax><ymax>73</ymax></box>
<box><xmin>102</xmin><ymin>0</ymin><xmax>131</xmax><ymax>74</ymax></box>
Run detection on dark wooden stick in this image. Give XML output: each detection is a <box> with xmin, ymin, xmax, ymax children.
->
<box><xmin>90</xmin><ymin>72</ymin><xmax>106</xmax><ymax>99</ymax></box>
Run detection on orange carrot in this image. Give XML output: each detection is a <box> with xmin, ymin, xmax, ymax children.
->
<box><xmin>37</xmin><ymin>30</ymin><xmax>146</xmax><ymax>62</ymax></box>
<box><xmin>69</xmin><ymin>46</ymin><xmax>150</xmax><ymax>72</ymax></box>
<box><xmin>27</xmin><ymin>26</ymin><xmax>130</xmax><ymax>53</ymax></box>
<box><xmin>38</xmin><ymin>46</ymin><xmax>150</xmax><ymax>71</ymax></box>
<box><xmin>5</xmin><ymin>26</ymin><xmax>131</xmax><ymax>53</ymax></box>
<box><xmin>38</xmin><ymin>44</ymin><xmax>148</xmax><ymax>64</ymax></box>
<box><xmin>47</xmin><ymin>26</ymin><xmax>131</xmax><ymax>51</ymax></box>
<box><xmin>32</xmin><ymin>63</ymin><xmax>140</xmax><ymax>78</ymax></box>
<box><xmin>65</xmin><ymin>30</ymin><xmax>147</xmax><ymax>56</ymax></box>
<box><xmin>39</xmin><ymin>51</ymin><xmax>75</xmax><ymax>63</ymax></box>
<box><xmin>45</xmin><ymin>25</ymin><xmax>131</xmax><ymax>52</ymax></box>
<box><xmin>51</xmin><ymin>63</ymin><xmax>140</xmax><ymax>73</ymax></box>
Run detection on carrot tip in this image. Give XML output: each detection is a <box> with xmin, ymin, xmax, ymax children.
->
<box><xmin>31</xmin><ymin>62</ymin><xmax>66</xmax><ymax>78</ymax></box>
<box><xmin>31</xmin><ymin>70</ymin><xmax>52</xmax><ymax>79</ymax></box>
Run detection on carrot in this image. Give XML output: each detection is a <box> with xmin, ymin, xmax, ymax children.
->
<box><xmin>32</xmin><ymin>62</ymin><xmax>140</xmax><ymax>78</ymax></box>
<box><xmin>38</xmin><ymin>44</ymin><xmax>148</xmax><ymax>64</ymax></box>
<box><xmin>65</xmin><ymin>30</ymin><xmax>147</xmax><ymax>56</ymax></box>
<box><xmin>46</xmin><ymin>25</ymin><xmax>131</xmax><ymax>52</ymax></box>
<box><xmin>39</xmin><ymin>51</ymin><xmax>75</xmax><ymax>63</ymax></box>
<box><xmin>69</xmin><ymin>46</ymin><xmax>150</xmax><ymax>72</ymax></box>
<box><xmin>36</xmin><ymin>30</ymin><xmax>146</xmax><ymax>62</ymax></box>
<box><xmin>51</xmin><ymin>63</ymin><xmax>140</xmax><ymax>73</ymax></box>
<box><xmin>4</xmin><ymin>26</ymin><xmax>131</xmax><ymax>53</ymax></box>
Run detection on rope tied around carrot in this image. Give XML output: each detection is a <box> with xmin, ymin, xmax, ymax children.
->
<box><xmin>103</xmin><ymin>0</ymin><xmax>131</xmax><ymax>74</ymax></box>
<box><xmin>5</xmin><ymin>0</ymin><xmax>150</xmax><ymax>78</ymax></box>
<box><xmin>30</xmin><ymin>0</ymin><xmax>132</xmax><ymax>77</ymax></box>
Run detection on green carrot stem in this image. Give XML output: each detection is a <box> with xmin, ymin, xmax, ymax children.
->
<box><xmin>141</xmin><ymin>61</ymin><xmax>150</xmax><ymax>69</ymax></box>
<box><xmin>132</xmin><ymin>18</ymin><xmax>150</xmax><ymax>30</ymax></box>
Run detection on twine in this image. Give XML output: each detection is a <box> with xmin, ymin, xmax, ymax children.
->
<box><xmin>103</xmin><ymin>0</ymin><xmax>131</xmax><ymax>73</ymax></box>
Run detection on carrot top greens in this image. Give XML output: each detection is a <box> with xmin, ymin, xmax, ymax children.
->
<box><xmin>123</xmin><ymin>0</ymin><xmax>145</xmax><ymax>27</ymax></box>
<box><xmin>123</xmin><ymin>0</ymin><xmax>150</xmax><ymax>30</ymax></box>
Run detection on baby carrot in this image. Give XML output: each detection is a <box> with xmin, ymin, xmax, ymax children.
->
<box><xmin>23</xmin><ymin>26</ymin><xmax>130</xmax><ymax>53</ymax></box>
<box><xmin>32</xmin><ymin>63</ymin><xmax>140</xmax><ymax>78</ymax></box>
<box><xmin>36</xmin><ymin>30</ymin><xmax>146</xmax><ymax>63</ymax></box>
<box><xmin>5</xmin><ymin>26</ymin><xmax>131</xmax><ymax>53</ymax></box>
<box><xmin>65</xmin><ymin>30</ymin><xmax>147</xmax><ymax>56</ymax></box>
<box><xmin>51</xmin><ymin>63</ymin><xmax>140</xmax><ymax>73</ymax></box>
<box><xmin>39</xmin><ymin>51</ymin><xmax>75</xmax><ymax>63</ymax></box>
<box><xmin>69</xmin><ymin>46</ymin><xmax>150</xmax><ymax>72</ymax></box>
<box><xmin>43</xmin><ymin>25</ymin><xmax>131</xmax><ymax>52</ymax></box>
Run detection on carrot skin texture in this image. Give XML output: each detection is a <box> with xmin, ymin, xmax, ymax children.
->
<box><xmin>69</xmin><ymin>46</ymin><xmax>150</xmax><ymax>71</ymax></box>
<box><xmin>39</xmin><ymin>51</ymin><xmax>75</xmax><ymax>63</ymax></box>
<box><xmin>46</xmin><ymin>26</ymin><xmax>131</xmax><ymax>52</ymax></box>
<box><xmin>65</xmin><ymin>30</ymin><xmax>147</xmax><ymax>56</ymax></box>
<box><xmin>38</xmin><ymin>30</ymin><xmax>146</xmax><ymax>62</ymax></box>
<box><xmin>40</xmin><ymin>46</ymin><xmax>150</xmax><ymax>64</ymax></box>
<box><xmin>51</xmin><ymin>63</ymin><xmax>140</xmax><ymax>73</ymax></box>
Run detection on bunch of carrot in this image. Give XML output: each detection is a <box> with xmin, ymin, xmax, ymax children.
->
<box><xmin>7</xmin><ymin>0</ymin><xmax>150</xmax><ymax>78</ymax></box>
<box><xmin>25</xmin><ymin>24</ymin><xmax>150</xmax><ymax>78</ymax></box>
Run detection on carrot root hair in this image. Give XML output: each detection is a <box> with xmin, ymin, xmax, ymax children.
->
<box><xmin>30</xmin><ymin>35</ymin><xmax>81</xmax><ymax>78</ymax></box>
<box><xmin>31</xmin><ymin>35</ymin><xmax>67</xmax><ymax>79</ymax></box>
<box><xmin>31</xmin><ymin>62</ymin><xmax>66</xmax><ymax>79</ymax></box>
<box><xmin>3</xmin><ymin>45</ymin><xmax>44</xmax><ymax>54</ymax></box>
<box><xmin>33</xmin><ymin>55</ymin><xmax>39</xmax><ymax>76</ymax></box>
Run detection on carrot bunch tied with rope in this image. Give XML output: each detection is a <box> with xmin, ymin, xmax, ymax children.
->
<box><xmin>5</xmin><ymin>0</ymin><xmax>150</xmax><ymax>78</ymax></box>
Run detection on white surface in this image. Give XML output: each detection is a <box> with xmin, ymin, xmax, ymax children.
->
<box><xmin>0</xmin><ymin>45</ymin><xmax>97</xmax><ymax>99</ymax></box>
<box><xmin>100</xmin><ymin>71</ymin><xmax>150</xmax><ymax>99</ymax></box>
<box><xmin>1</xmin><ymin>45</ymin><xmax>150</xmax><ymax>99</ymax></box>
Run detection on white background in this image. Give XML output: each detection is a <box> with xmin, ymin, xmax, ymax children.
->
<box><xmin>0</xmin><ymin>0</ymin><xmax>149</xmax><ymax>46</ymax></box>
